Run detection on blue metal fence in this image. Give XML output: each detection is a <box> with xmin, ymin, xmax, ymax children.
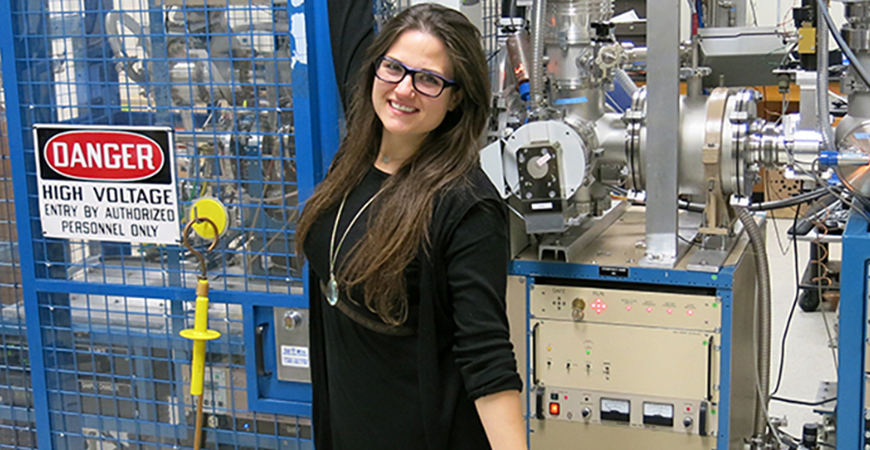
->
<box><xmin>0</xmin><ymin>65</ymin><xmax>37</xmax><ymax>449</ymax></box>
<box><xmin>0</xmin><ymin>0</ymin><xmax>337</xmax><ymax>448</ymax></box>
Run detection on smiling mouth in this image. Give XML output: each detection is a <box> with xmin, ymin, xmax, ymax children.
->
<box><xmin>389</xmin><ymin>101</ymin><xmax>417</xmax><ymax>113</ymax></box>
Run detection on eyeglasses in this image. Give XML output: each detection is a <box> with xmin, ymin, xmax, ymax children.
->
<box><xmin>374</xmin><ymin>56</ymin><xmax>457</xmax><ymax>98</ymax></box>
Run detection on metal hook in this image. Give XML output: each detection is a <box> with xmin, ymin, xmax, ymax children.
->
<box><xmin>182</xmin><ymin>215</ymin><xmax>220</xmax><ymax>279</ymax></box>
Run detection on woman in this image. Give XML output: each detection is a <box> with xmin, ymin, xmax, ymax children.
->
<box><xmin>297</xmin><ymin>4</ymin><xmax>526</xmax><ymax>449</ymax></box>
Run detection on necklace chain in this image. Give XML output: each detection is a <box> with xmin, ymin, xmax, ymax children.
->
<box><xmin>328</xmin><ymin>189</ymin><xmax>384</xmax><ymax>303</ymax></box>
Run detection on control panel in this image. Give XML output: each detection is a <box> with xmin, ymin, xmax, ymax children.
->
<box><xmin>273</xmin><ymin>307</ymin><xmax>311</xmax><ymax>383</ymax></box>
<box><xmin>536</xmin><ymin>386</ymin><xmax>714</xmax><ymax>436</ymax></box>
<box><xmin>534</xmin><ymin>321</ymin><xmax>719</xmax><ymax>402</ymax></box>
<box><xmin>531</xmin><ymin>284</ymin><xmax>721</xmax><ymax>439</ymax></box>
<box><xmin>530</xmin><ymin>285</ymin><xmax>720</xmax><ymax>331</ymax></box>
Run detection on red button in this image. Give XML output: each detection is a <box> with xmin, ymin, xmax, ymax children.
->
<box><xmin>549</xmin><ymin>402</ymin><xmax>560</xmax><ymax>415</ymax></box>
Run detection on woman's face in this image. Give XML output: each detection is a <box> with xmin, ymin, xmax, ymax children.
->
<box><xmin>372</xmin><ymin>30</ymin><xmax>461</xmax><ymax>148</ymax></box>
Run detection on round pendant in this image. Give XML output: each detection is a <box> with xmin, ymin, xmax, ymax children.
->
<box><xmin>326</xmin><ymin>277</ymin><xmax>339</xmax><ymax>306</ymax></box>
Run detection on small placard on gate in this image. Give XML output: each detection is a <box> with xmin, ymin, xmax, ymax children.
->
<box><xmin>281</xmin><ymin>345</ymin><xmax>310</xmax><ymax>368</ymax></box>
<box><xmin>599</xmin><ymin>266</ymin><xmax>630</xmax><ymax>277</ymax></box>
<box><xmin>33</xmin><ymin>125</ymin><xmax>180</xmax><ymax>245</ymax></box>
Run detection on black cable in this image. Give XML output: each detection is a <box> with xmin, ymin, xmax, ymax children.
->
<box><xmin>770</xmin><ymin>206</ymin><xmax>802</xmax><ymax>397</ymax></box>
<box><xmin>750</xmin><ymin>188</ymin><xmax>832</xmax><ymax>211</ymax></box>
<box><xmin>770</xmin><ymin>395</ymin><xmax>836</xmax><ymax>406</ymax></box>
<box><xmin>677</xmin><ymin>233</ymin><xmax>696</xmax><ymax>246</ymax></box>
<box><xmin>607</xmin><ymin>186</ymin><xmax>831</xmax><ymax>213</ymax></box>
<box><xmin>767</xmin><ymin>173</ymin><xmax>793</xmax><ymax>256</ymax></box>
<box><xmin>794</xmin><ymin>161</ymin><xmax>870</xmax><ymax>222</ymax></box>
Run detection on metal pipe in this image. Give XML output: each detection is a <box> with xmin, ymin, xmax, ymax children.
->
<box><xmin>530</xmin><ymin>0</ymin><xmax>548</xmax><ymax>113</ymax></box>
<box><xmin>817</xmin><ymin>2</ymin><xmax>835</xmax><ymax>150</ymax></box>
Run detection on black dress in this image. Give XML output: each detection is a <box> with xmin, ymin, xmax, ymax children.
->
<box><xmin>305</xmin><ymin>166</ymin><xmax>522</xmax><ymax>450</ymax></box>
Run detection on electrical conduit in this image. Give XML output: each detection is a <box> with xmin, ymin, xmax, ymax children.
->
<box><xmin>735</xmin><ymin>206</ymin><xmax>772</xmax><ymax>439</ymax></box>
<box><xmin>530</xmin><ymin>0</ymin><xmax>548</xmax><ymax>114</ymax></box>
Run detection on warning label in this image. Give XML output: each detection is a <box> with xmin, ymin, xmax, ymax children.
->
<box><xmin>281</xmin><ymin>345</ymin><xmax>309</xmax><ymax>368</ymax></box>
<box><xmin>34</xmin><ymin>125</ymin><xmax>180</xmax><ymax>244</ymax></box>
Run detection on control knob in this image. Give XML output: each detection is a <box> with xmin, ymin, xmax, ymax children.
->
<box><xmin>683</xmin><ymin>417</ymin><xmax>694</xmax><ymax>427</ymax></box>
<box><xmin>581</xmin><ymin>407</ymin><xmax>592</xmax><ymax>419</ymax></box>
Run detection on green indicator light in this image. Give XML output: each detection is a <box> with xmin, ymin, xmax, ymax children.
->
<box><xmin>711</xmin><ymin>409</ymin><xmax>716</xmax><ymax>415</ymax></box>
<box><xmin>586</xmin><ymin>350</ymin><xmax>591</xmax><ymax>355</ymax></box>
<box><xmin>713</xmin><ymin>302</ymin><xmax>719</xmax><ymax>308</ymax></box>
<box><xmin>711</xmin><ymin>275</ymin><xmax>718</xmax><ymax>281</ymax></box>
<box><xmin>703</xmin><ymin>341</ymin><xmax>708</xmax><ymax>346</ymax></box>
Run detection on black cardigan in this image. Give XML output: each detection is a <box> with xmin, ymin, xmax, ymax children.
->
<box><xmin>307</xmin><ymin>167</ymin><xmax>523</xmax><ymax>449</ymax></box>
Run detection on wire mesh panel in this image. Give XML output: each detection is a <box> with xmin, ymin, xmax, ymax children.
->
<box><xmin>0</xmin><ymin>64</ymin><xmax>37</xmax><ymax>449</ymax></box>
<box><xmin>40</xmin><ymin>292</ymin><xmax>311</xmax><ymax>449</ymax></box>
<box><xmin>0</xmin><ymin>0</ymin><xmax>331</xmax><ymax>448</ymax></box>
<box><xmin>14</xmin><ymin>0</ymin><xmax>309</xmax><ymax>295</ymax></box>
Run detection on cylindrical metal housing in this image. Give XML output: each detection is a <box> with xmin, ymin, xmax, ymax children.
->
<box><xmin>625</xmin><ymin>90</ymin><xmax>707</xmax><ymax>196</ymax></box>
<box><xmin>544</xmin><ymin>0</ymin><xmax>613</xmax><ymax>45</ymax></box>
<box><xmin>542</xmin><ymin>0</ymin><xmax>614</xmax><ymax>97</ymax></box>
<box><xmin>546</xmin><ymin>44</ymin><xmax>594</xmax><ymax>87</ymax></box>
<box><xmin>506</xmin><ymin>30</ymin><xmax>532</xmax><ymax>85</ymax></box>
<box><xmin>677</xmin><ymin>96</ymin><xmax>709</xmax><ymax>198</ymax></box>
<box><xmin>845</xmin><ymin>0</ymin><xmax>870</xmax><ymax>42</ymax></box>
<box><xmin>625</xmin><ymin>88</ymin><xmax>761</xmax><ymax>200</ymax></box>
<box><xmin>506</xmin><ymin>30</ymin><xmax>532</xmax><ymax>100</ymax></box>
<box><xmin>556</xmin><ymin>87</ymin><xmax>606</xmax><ymax>122</ymax></box>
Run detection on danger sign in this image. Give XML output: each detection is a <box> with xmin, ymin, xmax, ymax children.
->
<box><xmin>34</xmin><ymin>125</ymin><xmax>180</xmax><ymax>244</ymax></box>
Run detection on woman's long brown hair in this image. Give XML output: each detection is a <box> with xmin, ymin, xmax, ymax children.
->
<box><xmin>296</xmin><ymin>4</ymin><xmax>490</xmax><ymax>325</ymax></box>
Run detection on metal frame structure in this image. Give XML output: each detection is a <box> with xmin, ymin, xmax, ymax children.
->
<box><xmin>836</xmin><ymin>210</ymin><xmax>870</xmax><ymax>450</ymax></box>
<box><xmin>0</xmin><ymin>64</ymin><xmax>36</xmax><ymax>448</ymax></box>
<box><xmin>512</xmin><ymin>211</ymin><xmax>760</xmax><ymax>449</ymax></box>
<box><xmin>0</xmin><ymin>0</ymin><xmax>341</xmax><ymax>448</ymax></box>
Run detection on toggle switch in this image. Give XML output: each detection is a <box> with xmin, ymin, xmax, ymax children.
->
<box><xmin>571</xmin><ymin>298</ymin><xmax>586</xmax><ymax>321</ymax></box>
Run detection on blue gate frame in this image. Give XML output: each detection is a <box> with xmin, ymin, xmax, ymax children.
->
<box><xmin>836</xmin><ymin>211</ymin><xmax>870</xmax><ymax>450</ymax></box>
<box><xmin>0</xmin><ymin>0</ymin><xmax>340</xmax><ymax>448</ymax></box>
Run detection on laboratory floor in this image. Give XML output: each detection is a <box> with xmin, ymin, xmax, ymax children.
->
<box><xmin>766</xmin><ymin>217</ymin><xmax>840</xmax><ymax>440</ymax></box>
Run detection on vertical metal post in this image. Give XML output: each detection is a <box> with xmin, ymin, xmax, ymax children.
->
<box><xmin>642</xmin><ymin>0</ymin><xmax>680</xmax><ymax>268</ymax></box>
<box><xmin>0</xmin><ymin>1</ymin><xmax>53</xmax><ymax>447</ymax></box>
<box><xmin>145</xmin><ymin>0</ymin><xmax>187</xmax><ymax>434</ymax></box>
<box><xmin>836</xmin><ymin>212</ymin><xmax>870</xmax><ymax>450</ymax></box>
<box><xmin>302</xmin><ymin>0</ymin><xmax>341</xmax><ymax>191</ymax></box>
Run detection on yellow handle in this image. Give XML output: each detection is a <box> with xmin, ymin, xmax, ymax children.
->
<box><xmin>180</xmin><ymin>279</ymin><xmax>221</xmax><ymax>397</ymax></box>
<box><xmin>193</xmin><ymin>295</ymin><xmax>210</xmax><ymax>332</ymax></box>
<box><xmin>190</xmin><ymin>340</ymin><xmax>206</xmax><ymax>396</ymax></box>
